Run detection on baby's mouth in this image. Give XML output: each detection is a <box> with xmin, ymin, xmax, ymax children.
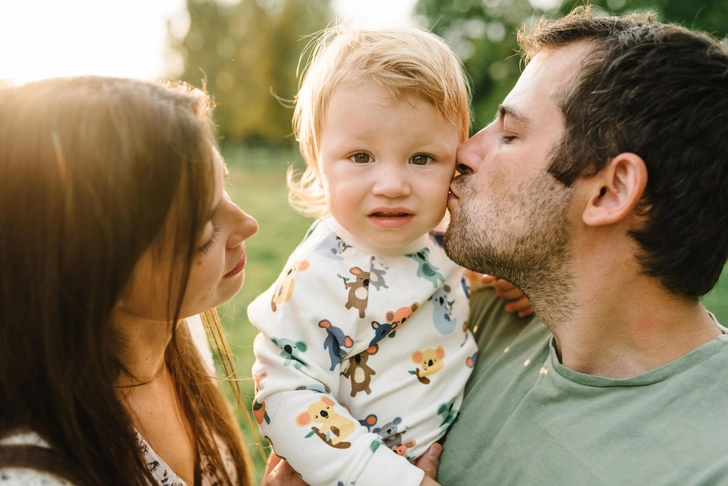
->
<box><xmin>370</xmin><ymin>211</ymin><xmax>410</xmax><ymax>218</ymax></box>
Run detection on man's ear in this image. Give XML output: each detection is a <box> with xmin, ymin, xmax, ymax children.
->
<box><xmin>582</xmin><ymin>153</ymin><xmax>647</xmax><ymax>227</ymax></box>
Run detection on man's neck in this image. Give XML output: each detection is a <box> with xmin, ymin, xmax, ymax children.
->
<box><xmin>536</xmin><ymin>263</ymin><xmax>721</xmax><ymax>379</ymax></box>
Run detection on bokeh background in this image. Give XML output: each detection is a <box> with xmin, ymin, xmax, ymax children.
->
<box><xmin>4</xmin><ymin>0</ymin><xmax>727</xmax><ymax>480</ymax></box>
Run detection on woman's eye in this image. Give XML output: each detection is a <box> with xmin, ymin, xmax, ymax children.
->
<box><xmin>198</xmin><ymin>226</ymin><xmax>221</xmax><ymax>254</ymax></box>
<box><xmin>501</xmin><ymin>135</ymin><xmax>516</xmax><ymax>143</ymax></box>
<box><xmin>351</xmin><ymin>153</ymin><xmax>371</xmax><ymax>163</ymax></box>
<box><xmin>410</xmin><ymin>154</ymin><xmax>432</xmax><ymax>166</ymax></box>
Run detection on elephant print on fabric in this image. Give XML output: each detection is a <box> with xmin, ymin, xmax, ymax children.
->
<box><xmin>271</xmin><ymin>260</ymin><xmax>309</xmax><ymax>312</ymax></box>
<box><xmin>405</xmin><ymin>248</ymin><xmax>445</xmax><ymax>288</ymax></box>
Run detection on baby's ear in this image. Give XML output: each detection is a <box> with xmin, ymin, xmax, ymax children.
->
<box><xmin>582</xmin><ymin>153</ymin><xmax>647</xmax><ymax>227</ymax></box>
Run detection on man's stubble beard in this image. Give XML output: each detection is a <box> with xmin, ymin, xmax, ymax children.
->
<box><xmin>444</xmin><ymin>170</ymin><xmax>578</xmax><ymax>327</ymax></box>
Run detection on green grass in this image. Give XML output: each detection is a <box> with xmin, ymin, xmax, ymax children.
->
<box><xmin>215</xmin><ymin>144</ymin><xmax>312</xmax><ymax>481</ymax></box>
<box><xmin>216</xmin><ymin>145</ymin><xmax>728</xmax><ymax>481</ymax></box>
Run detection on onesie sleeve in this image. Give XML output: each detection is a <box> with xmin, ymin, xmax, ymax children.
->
<box><xmin>248</xmin><ymin>224</ymin><xmax>425</xmax><ymax>486</ymax></box>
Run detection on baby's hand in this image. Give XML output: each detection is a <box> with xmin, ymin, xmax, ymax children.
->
<box><xmin>493</xmin><ymin>278</ymin><xmax>534</xmax><ymax>318</ymax></box>
<box><xmin>465</xmin><ymin>270</ymin><xmax>533</xmax><ymax>317</ymax></box>
<box><xmin>464</xmin><ymin>269</ymin><xmax>496</xmax><ymax>292</ymax></box>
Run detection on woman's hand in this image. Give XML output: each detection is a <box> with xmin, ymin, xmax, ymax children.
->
<box><xmin>260</xmin><ymin>453</ymin><xmax>308</xmax><ymax>486</ymax></box>
<box><xmin>416</xmin><ymin>442</ymin><xmax>443</xmax><ymax>485</ymax></box>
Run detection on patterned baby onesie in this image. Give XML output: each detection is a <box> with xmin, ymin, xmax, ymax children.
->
<box><xmin>249</xmin><ymin>216</ymin><xmax>478</xmax><ymax>486</ymax></box>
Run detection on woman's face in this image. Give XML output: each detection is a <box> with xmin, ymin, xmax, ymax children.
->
<box><xmin>120</xmin><ymin>150</ymin><xmax>258</xmax><ymax>322</ymax></box>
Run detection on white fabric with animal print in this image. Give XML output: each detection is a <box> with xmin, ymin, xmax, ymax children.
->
<box><xmin>249</xmin><ymin>216</ymin><xmax>477</xmax><ymax>486</ymax></box>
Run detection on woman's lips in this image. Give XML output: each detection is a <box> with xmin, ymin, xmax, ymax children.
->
<box><xmin>224</xmin><ymin>251</ymin><xmax>246</xmax><ymax>278</ymax></box>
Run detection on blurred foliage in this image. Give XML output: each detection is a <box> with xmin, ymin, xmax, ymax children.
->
<box><xmin>170</xmin><ymin>0</ymin><xmax>728</xmax><ymax>142</ymax></box>
<box><xmin>413</xmin><ymin>0</ymin><xmax>728</xmax><ymax>133</ymax></box>
<box><xmin>169</xmin><ymin>0</ymin><xmax>333</xmax><ymax>143</ymax></box>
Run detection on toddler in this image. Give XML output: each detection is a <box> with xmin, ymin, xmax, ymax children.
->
<box><xmin>249</xmin><ymin>25</ymin><xmax>483</xmax><ymax>486</ymax></box>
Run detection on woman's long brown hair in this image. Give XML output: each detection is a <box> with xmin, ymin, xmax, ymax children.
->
<box><xmin>0</xmin><ymin>77</ymin><xmax>252</xmax><ymax>484</ymax></box>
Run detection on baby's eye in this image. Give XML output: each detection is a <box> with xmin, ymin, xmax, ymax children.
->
<box><xmin>410</xmin><ymin>154</ymin><xmax>432</xmax><ymax>166</ymax></box>
<box><xmin>352</xmin><ymin>153</ymin><xmax>371</xmax><ymax>163</ymax></box>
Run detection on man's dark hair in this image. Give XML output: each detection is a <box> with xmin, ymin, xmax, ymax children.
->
<box><xmin>518</xmin><ymin>6</ymin><xmax>728</xmax><ymax>299</ymax></box>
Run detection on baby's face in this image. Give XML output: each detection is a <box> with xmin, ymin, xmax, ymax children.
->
<box><xmin>317</xmin><ymin>81</ymin><xmax>460</xmax><ymax>251</ymax></box>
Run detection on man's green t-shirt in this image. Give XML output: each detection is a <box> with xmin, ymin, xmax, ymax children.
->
<box><xmin>438</xmin><ymin>288</ymin><xmax>728</xmax><ymax>485</ymax></box>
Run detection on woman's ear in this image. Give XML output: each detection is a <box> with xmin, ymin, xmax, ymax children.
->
<box><xmin>582</xmin><ymin>153</ymin><xmax>647</xmax><ymax>227</ymax></box>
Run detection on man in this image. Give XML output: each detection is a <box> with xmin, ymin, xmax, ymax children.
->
<box><xmin>436</xmin><ymin>6</ymin><xmax>728</xmax><ymax>485</ymax></box>
<box><xmin>262</xmin><ymin>8</ymin><xmax>728</xmax><ymax>485</ymax></box>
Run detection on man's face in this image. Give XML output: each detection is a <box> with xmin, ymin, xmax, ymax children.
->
<box><xmin>444</xmin><ymin>43</ymin><xmax>591</xmax><ymax>296</ymax></box>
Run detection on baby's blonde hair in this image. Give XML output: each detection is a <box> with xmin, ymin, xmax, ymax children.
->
<box><xmin>289</xmin><ymin>24</ymin><xmax>471</xmax><ymax>218</ymax></box>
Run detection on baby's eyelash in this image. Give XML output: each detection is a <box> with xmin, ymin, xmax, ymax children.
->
<box><xmin>198</xmin><ymin>226</ymin><xmax>221</xmax><ymax>254</ymax></box>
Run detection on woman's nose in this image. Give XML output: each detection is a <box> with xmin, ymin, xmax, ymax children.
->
<box><xmin>227</xmin><ymin>206</ymin><xmax>258</xmax><ymax>249</ymax></box>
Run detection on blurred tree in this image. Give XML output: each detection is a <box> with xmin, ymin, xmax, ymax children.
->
<box><xmin>169</xmin><ymin>0</ymin><xmax>333</xmax><ymax>144</ymax></box>
<box><xmin>414</xmin><ymin>0</ymin><xmax>728</xmax><ymax>133</ymax></box>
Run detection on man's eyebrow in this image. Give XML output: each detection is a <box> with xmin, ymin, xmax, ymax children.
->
<box><xmin>497</xmin><ymin>104</ymin><xmax>530</xmax><ymax>128</ymax></box>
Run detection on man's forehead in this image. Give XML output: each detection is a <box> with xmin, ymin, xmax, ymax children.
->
<box><xmin>502</xmin><ymin>43</ymin><xmax>589</xmax><ymax>119</ymax></box>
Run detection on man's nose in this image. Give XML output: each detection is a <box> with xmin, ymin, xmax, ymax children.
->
<box><xmin>456</xmin><ymin>127</ymin><xmax>488</xmax><ymax>175</ymax></box>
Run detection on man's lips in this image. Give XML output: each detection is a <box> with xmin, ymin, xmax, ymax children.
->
<box><xmin>224</xmin><ymin>251</ymin><xmax>246</xmax><ymax>278</ymax></box>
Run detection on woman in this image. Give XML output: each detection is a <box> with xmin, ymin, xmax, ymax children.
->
<box><xmin>0</xmin><ymin>77</ymin><xmax>258</xmax><ymax>485</ymax></box>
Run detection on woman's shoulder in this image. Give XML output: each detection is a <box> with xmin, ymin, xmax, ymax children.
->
<box><xmin>0</xmin><ymin>432</ymin><xmax>70</xmax><ymax>486</ymax></box>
